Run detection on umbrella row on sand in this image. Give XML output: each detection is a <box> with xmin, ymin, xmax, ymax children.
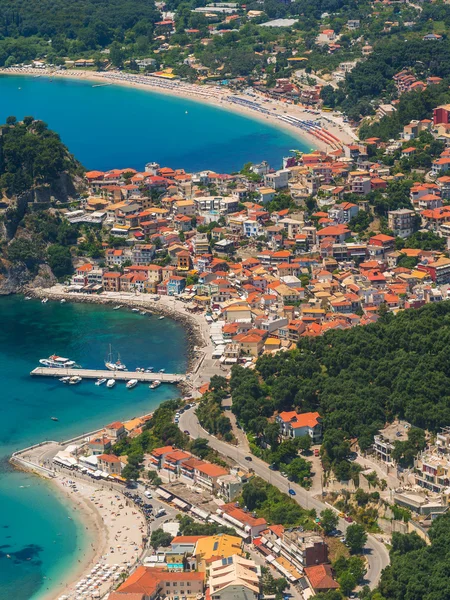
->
<box><xmin>60</xmin><ymin>562</ymin><xmax>125</xmax><ymax>600</ymax></box>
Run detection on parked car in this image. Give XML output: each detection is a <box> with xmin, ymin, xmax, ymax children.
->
<box><xmin>245</xmin><ymin>456</ymin><xmax>252</xmax><ymax>461</ymax></box>
<box><xmin>288</xmin><ymin>489</ymin><xmax>296</xmax><ymax>496</ymax></box>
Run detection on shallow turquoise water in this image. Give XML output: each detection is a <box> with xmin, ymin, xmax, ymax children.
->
<box><xmin>0</xmin><ymin>296</ymin><xmax>188</xmax><ymax>600</ymax></box>
<box><xmin>0</xmin><ymin>75</ymin><xmax>310</xmax><ymax>172</ymax></box>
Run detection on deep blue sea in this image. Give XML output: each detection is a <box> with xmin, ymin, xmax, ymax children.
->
<box><xmin>0</xmin><ymin>75</ymin><xmax>310</xmax><ymax>172</ymax></box>
<box><xmin>0</xmin><ymin>296</ymin><xmax>188</xmax><ymax>600</ymax></box>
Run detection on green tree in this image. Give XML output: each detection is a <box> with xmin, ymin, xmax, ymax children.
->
<box><xmin>345</xmin><ymin>524</ymin><xmax>367</xmax><ymax>554</ymax></box>
<box><xmin>150</xmin><ymin>528</ymin><xmax>173</xmax><ymax>549</ymax></box>
<box><xmin>320</xmin><ymin>509</ymin><xmax>339</xmax><ymax>535</ymax></box>
<box><xmin>338</xmin><ymin>571</ymin><xmax>357</xmax><ymax>596</ymax></box>
<box><xmin>47</xmin><ymin>244</ymin><xmax>73</xmax><ymax>278</ymax></box>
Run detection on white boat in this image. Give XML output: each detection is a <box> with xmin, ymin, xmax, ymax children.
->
<box><xmin>69</xmin><ymin>376</ymin><xmax>82</xmax><ymax>385</ymax></box>
<box><xmin>106</xmin><ymin>379</ymin><xmax>116</xmax><ymax>388</ymax></box>
<box><xmin>60</xmin><ymin>299</ymin><xmax>66</xmax><ymax>304</ymax></box>
<box><xmin>59</xmin><ymin>376</ymin><xmax>71</xmax><ymax>383</ymax></box>
<box><xmin>105</xmin><ymin>344</ymin><xmax>127</xmax><ymax>371</ymax></box>
<box><xmin>40</xmin><ymin>355</ymin><xmax>77</xmax><ymax>368</ymax></box>
<box><xmin>131</xmin><ymin>308</ymin><xmax>140</xmax><ymax>313</ymax></box>
<box><xmin>113</xmin><ymin>305</ymin><xmax>123</xmax><ymax>310</ymax></box>
<box><xmin>140</xmin><ymin>311</ymin><xmax>147</xmax><ymax>315</ymax></box>
<box><xmin>126</xmin><ymin>379</ymin><xmax>138</xmax><ymax>389</ymax></box>
<box><xmin>25</xmin><ymin>296</ymin><xmax>32</xmax><ymax>300</ymax></box>
<box><xmin>149</xmin><ymin>380</ymin><xmax>161</xmax><ymax>389</ymax></box>
<box><xmin>42</xmin><ymin>298</ymin><xmax>48</xmax><ymax>304</ymax></box>
<box><xmin>95</xmin><ymin>378</ymin><xmax>107</xmax><ymax>386</ymax></box>
<box><xmin>159</xmin><ymin>368</ymin><xmax>165</xmax><ymax>373</ymax></box>
<box><xmin>159</xmin><ymin>316</ymin><xmax>165</xmax><ymax>320</ymax></box>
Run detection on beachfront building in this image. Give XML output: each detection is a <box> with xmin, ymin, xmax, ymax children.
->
<box><xmin>194</xmin><ymin>534</ymin><xmax>244</xmax><ymax>572</ymax></box>
<box><xmin>209</xmin><ymin>555</ymin><xmax>260</xmax><ymax>600</ymax></box>
<box><xmin>105</xmin><ymin>421</ymin><xmax>127</xmax><ymax>441</ymax></box>
<box><xmin>97</xmin><ymin>453</ymin><xmax>122</xmax><ymax>475</ymax></box>
<box><xmin>115</xmin><ymin>566</ymin><xmax>205</xmax><ymax>600</ymax></box>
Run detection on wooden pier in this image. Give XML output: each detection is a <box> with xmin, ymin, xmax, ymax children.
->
<box><xmin>31</xmin><ymin>367</ymin><xmax>185</xmax><ymax>383</ymax></box>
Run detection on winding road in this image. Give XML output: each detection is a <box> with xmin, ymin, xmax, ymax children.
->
<box><xmin>179</xmin><ymin>406</ymin><xmax>390</xmax><ymax>590</ymax></box>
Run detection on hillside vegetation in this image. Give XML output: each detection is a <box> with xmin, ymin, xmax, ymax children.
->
<box><xmin>231</xmin><ymin>302</ymin><xmax>450</xmax><ymax>477</ymax></box>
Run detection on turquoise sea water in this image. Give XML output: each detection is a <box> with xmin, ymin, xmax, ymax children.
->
<box><xmin>0</xmin><ymin>296</ymin><xmax>188</xmax><ymax>600</ymax></box>
<box><xmin>0</xmin><ymin>75</ymin><xmax>309</xmax><ymax>172</ymax></box>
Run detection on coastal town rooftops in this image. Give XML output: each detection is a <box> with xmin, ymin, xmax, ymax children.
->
<box><xmin>194</xmin><ymin>534</ymin><xmax>244</xmax><ymax>561</ymax></box>
<box><xmin>171</xmin><ymin>535</ymin><xmax>208</xmax><ymax>544</ymax></box>
<box><xmin>304</xmin><ymin>565</ymin><xmax>339</xmax><ymax>590</ymax></box>
<box><xmin>151</xmin><ymin>445</ymin><xmax>176</xmax><ymax>457</ymax></box>
<box><xmin>195</xmin><ymin>463</ymin><xmax>228</xmax><ymax>477</ymax></box>
<box><xmin>221</xmin><ymin>503</ymin><xmax>267</xmax><ymax>527</ymax></box>
<box><xmin>278</xmin><ymin>411</ymin><xmax>321</xmax><ymax>428</ymax></box>
<box><xmin>97</xmin><ymin>453</ymin><xmax>121</xmax><ymax>463</ymax></box>
<box><xmin>106</xmin><ymin>421</ymin><xmax>124</xmax><ymax>430</ymax></box>
<box><xmin>118</xmin><ymin>567</ymin><xmax>204</xmax><ymax>596</ymax></box>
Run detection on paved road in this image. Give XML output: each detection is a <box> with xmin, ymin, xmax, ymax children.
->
<box><xmin>179</xmin><ymin>406</ymin><xmax>390</xmax><ymax>590</ymax></box>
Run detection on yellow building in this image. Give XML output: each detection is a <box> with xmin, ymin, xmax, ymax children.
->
<box><xmin>194</xmin><ymin>534</ymin><xmax>244</xmax><ymax>573</ymax></box>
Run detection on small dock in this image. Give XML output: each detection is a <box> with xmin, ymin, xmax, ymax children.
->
<box><xmin>31</xmin><ymin>367</ymin><xmax>185</xmax><ymax>383</ymax></box>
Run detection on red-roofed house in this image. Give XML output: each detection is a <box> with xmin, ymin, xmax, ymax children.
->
<box><xmin>304</xmin><ymin>565</ymin><xmax>339</xmax><ymax>592</ymax></box>
<box><xmin>97</xmin><ymin>453</ymin><xmax>122</xmax><ymax>475</ymax></box>
<box><xmin>220</xmin><ymin>503</ymin><xmax>267</xmax><ymax>538</ymax></box>
<box><xmin>276</xmin><ymin>411</ymin><xmax>323</xmax><ymax>442</ymax></box>
<box><xmin>118</xmin><ymin>567</ymin><xmax>204</xmax><ymax>600</ymax></box>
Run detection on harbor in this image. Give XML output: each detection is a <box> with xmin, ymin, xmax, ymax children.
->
<box><xmin>31</xmin><ymin>367</ymin><xmax>185</xmax><ymax>383</ymax></box>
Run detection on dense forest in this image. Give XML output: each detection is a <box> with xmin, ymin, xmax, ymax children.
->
<box><xmin>359</xmin><ymin>514</ymin><xmax>450</xmax><ymax>600</ymax></box>
<box><xmin>0</xmin><ymin>0</ymin><xmax>159</xmax><ymax>42</ymax></box>
<box><xmin>0</xmin><ymin>116</ymin><xmax>80</xmax><ymax>195</ymax></box>
<box><xmin>230</xmin><ymin>302</ymin><xmax>450</xmax><ymax>477</ymax></box>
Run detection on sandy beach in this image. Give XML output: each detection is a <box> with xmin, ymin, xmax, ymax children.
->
<box><xmin>0</xmin><ymin>67</ymin><xmax>356</xmax><ymax>152</ymax></box>
<box><xmin>37</xmin><ymin>473</ymin><xmax>146</xmax><ymax>600</ymax></box>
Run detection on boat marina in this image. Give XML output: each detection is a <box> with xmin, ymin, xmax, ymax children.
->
<box><xmin>31</xmin><ymin>367</ymin><xmax>185</xmax><ymax>383</ymax></box>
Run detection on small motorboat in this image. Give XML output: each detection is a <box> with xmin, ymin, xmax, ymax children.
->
<box><xmin>106</xmin><ymin>379</ymin><xmax>116</xmax><ymax>388</ymax></box>
<box><xmin>126</xmin><ymin>379</ymin><xmax>138</xmax><ymax>389</ymax></box>
<box><xmin>25</xmin><ymin>296</ymin><xmax>32</xmax><ymax>300</ymax></box>
<box><xmin>59</xmin><ymin>376</ymin><xmax>71</xmax><ymax>384</ymax></box>
<box><xmin>51</xmin><ymin>417</ymin><xmax>59</xmax><ymax>421</ymax></box>
<box><xmin>41</xmin><ymin>298</ymin><xmax>48</xmax><ymax>304</ymax></box>
<box><xmin>159</xmin><ymin>315</ymin><xmax>165</xmax><ymax>320</ymax></box>
<box><xmin>159</xmin><ymin>368</ymin><xmax>165</xmax><ymax>373</ymax></box>
<box><xmin>60</xmin><ymin>299</ymin><xmax>66</xmax><ymax>304</ymax></box>
<box><xmin>113</xmin><ymin>305</ymin><xmax>123</xmax><ymax>310</ymax></box>
<box><xmin>149</xmin><ymin>380</ymin><xmax>161</xmax><ymax>389</ymax></box>
<box><xmin>95</xmin><ymin>378</ymin><xmax>107</xmax><ymax>386</ymax></box>
<box><xmin>131</xmin><ymin>308</ymin><xmax>140</xmax><ymax>313</ymax></box>
<box><xmin>145</xmin><ymin>367</ymin><xmax>154</xmax><ymax>373</ymax></box>
<box><xmin>69</xmin><ymin>376</ymin><xmax>82</xmax><ymax>385</ymax></box>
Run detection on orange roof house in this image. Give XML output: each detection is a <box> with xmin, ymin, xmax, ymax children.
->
<box><xmin>305</xmin><ymin>565</ymin><xmax>339</xmax><ymax>591</ymax></box>
<box><xmin>276</xmin><ymin>411</ymin><xmax>322</xmax><ymax>441</ymax></box>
